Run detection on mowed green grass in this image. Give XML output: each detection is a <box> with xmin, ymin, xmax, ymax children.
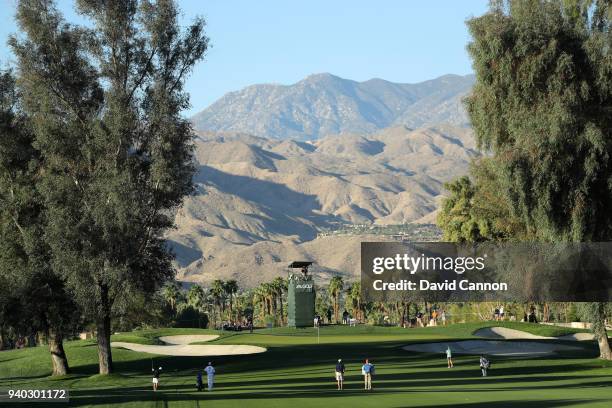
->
<box><xmin>0</xmin><ymin>324</ymin><xmax>611</xmax><ymax>408</ymax></box>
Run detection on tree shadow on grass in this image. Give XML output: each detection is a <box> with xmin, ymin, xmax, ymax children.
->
<box><xmin>61</xmin><ymin>385</ymin><xmax>609</xmax><ymax>408</ymax></box>
<box><xmin>62</xmin><ymin>338</ymin><xmax>600</xmax><ymax>379</ymax></box>
<box><xmin>429</xmin><ymin>400</ymin><xmax>607</xmax><ymax>408</ymax></box>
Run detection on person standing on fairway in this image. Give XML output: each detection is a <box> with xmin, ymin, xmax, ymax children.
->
<box><xmin>480</xmin><ymin>355</ymin><xmax>490</xmax><ymax>377</ymax></box>
<box><xmin>152</xmin><ymin>367</ymin><xmax>162</xmax><ymax>391</ymax></box>
<box><xmin>205</xmin><ymin>362</ymin><xmax>216</xmax><ymax>390</ymax></box>
<box><xmin>361</xmin><ymin>359</ymin><xmax>374</xmax><ymax>390</ymax></box>
<box><xmin>335</xmin><ymin>359</ymin><xmax>345</xmax><ymax>390</ymax></box>
<box><xmin>196</xmin><ymin>370</ymin><xmax>203</xmax><ymax>392</ymax></box>
<box><xmin>446</xmin><ymin>346</ymin><xmax>454</xmax><ymax>368</ymax></box>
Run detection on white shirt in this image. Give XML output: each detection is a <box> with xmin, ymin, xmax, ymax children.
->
<box><xmin>205</xmin><ymin>365</ymin><xmax>215</xmax><ymax>376</ymax></box>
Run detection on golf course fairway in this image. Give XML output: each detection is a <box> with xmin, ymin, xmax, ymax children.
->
<box><xmin>0</xmin><ymin>323</ymin><xmax>610</xmax><ymax>407</ymax></box>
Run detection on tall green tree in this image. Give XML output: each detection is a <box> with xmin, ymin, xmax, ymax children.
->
<box><xmin>210</xmin><ymin>279</ymin><xmax>226</xmax><ymax>316</ymax></box>
<box><xmin>271</xmin><ymin>277</ymin><xmax>287</xmax><ymax>324</ymax></box>
<box><xmin>347</xmin><ymin>282</ymin><xmax>364</xmax><ymax>322</ymax></box>
<box><xmin>10</xmin><ymin>0</ymin><xmax>209</xmax><ymax>373</ymax></box>
<box><xmin>163</xmin><ymin>281</ymin><xmax>182</xmax><ymax>312</ymax></box>
<box><xmin>0</xmin><ymin>69</ymin><xmax>79</xmax><ymax>375</ymax></box>
<box><xmin>224</xmin><ymin>279</ymin><xmax>238</xmax><ymax>319</ymax></box>
<box><xmin>187</xmin><ymin>284</ymin><xmax>206</xmax><ymax>311</ymax></box>
<box><xmin>464</xmin><ymin>0</ymin><xmax>611</xmax><ymax>359</ymax></box>
<box><xmin>328</xmin><ymin>276</ymin><xmax>344</xmax><ymax>323</ymax></box>
<box><xmin>438</xmin><ymin>159</ymin><xmax>528</xmax><ymax>242</ymax></box>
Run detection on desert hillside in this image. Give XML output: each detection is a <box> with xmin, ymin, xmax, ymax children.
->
<box><xmin>168</xmin><ymin>125</ymin><xmax>477</xmax><ymax>286</ymax></box>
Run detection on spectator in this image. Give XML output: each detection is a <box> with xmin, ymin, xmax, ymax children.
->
<box><xmin>342</xmin><ymin>310</ymin><xmax>349</xmax><ymax>325</ymax></box>
<box><xmin>416</xmin><ymin>311</ymin><xmax>424</xmax><ymax>327</ymax></box>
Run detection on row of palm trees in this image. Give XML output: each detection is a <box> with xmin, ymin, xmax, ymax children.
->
<box><xmin>161</xmin><ymin>275</ymin><xmax>365</xmax><ymax>327</ymax></box>
<box><xmin>162</xmin><ymin>279</ymin><xmax>239</xmax><ymax>327</ymax></box>
<box><xmin>163</xmin><ymin>279</ymin><xmax>595</xmax><ymax>330</ymax></box>
<box><xmin>328</xmin><ymin>277</ymin><xmax>365</xmax><ymax>323</ymax></box>
<box><xmin>252</xmin><ymin>277</ymin><xmax>287</xmax><ymax>325</ymax></box>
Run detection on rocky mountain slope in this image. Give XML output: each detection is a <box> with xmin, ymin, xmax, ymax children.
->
<box><xmin>191</xmin><ymin>73</ymin><xmax>474</xmax><ymax>140</ymax></box>
<box><xmin>168</xmin><ymin>125</ymin><xmax>478</xmax><ymax>286</ymax></box>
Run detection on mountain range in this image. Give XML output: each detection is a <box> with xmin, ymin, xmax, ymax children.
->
<box><xmin>170</xmin><ymin>73</ymin><xmax>478</xmax><ymax>286</ymax></box>
<box><xmin>191</xmin><ymin>73</ymin><xmax>475</xmax><ymax>140</ymax></box>
<box><xmin>168</xmin><ymin>125</ymin><xmax>477</xmax><ymax>286</ymax></box>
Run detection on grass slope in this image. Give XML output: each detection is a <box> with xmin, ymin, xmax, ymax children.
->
<box><xmin>0</xmin><ymin>324</ymin><xmax>610</xmax><ymax>408</ymax></box>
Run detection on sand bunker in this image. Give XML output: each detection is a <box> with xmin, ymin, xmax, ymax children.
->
<box><xmin>474</xmin><ymin>327</ymin><xmax>595</xmax><ymax>341</ymax></box>
<box><xmin>158</xmin><ymin>335</ymin><xmax>219</xmax><ymax>344</ymax></box>
<box><xmin>111</xmin><ymin>334</ymin><xmax>266</xmax><ymax>356</ymax></box>
<box><xmin>403</xmin><ymin>340</ymin><xmax>583</xmax><ymax>356</ymax></box>
<box><xmin>474</xmin><ymin>327</ymin><xmax>553</xmax><ymax>340</ymax></box>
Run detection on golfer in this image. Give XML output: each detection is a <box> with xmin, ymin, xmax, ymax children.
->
<box><xmin>480</xmin><ymin>355</ymin><xmax>490</xmax><ymax>377</ymax></box>
<box><xmin>335</xmin><ymin>359</ymin><xmax>345</xmax><ymax>390</ymax></box>
<box><xmin>446</xmin><ymin>346</ymin><xmax>454</xmax><ymax>368</ymax></box>
<box><xmin>196</xmin><ymin>370</ymin><xmax>203</xmax><ymax>392</ymax></box>
<box><xmin>152</xmin><ymin>366</ymin><xmax>162</xmax><ymax>391</ymax></box>
<box><xmin>205</xmin><ymin>362</ymin><xmax>216</xmax><ymax>390</ymax></box>
<box><xmin>361</xmin><ymin>359</ymin><xmax>375</xmax><ymax>390</ymax></box>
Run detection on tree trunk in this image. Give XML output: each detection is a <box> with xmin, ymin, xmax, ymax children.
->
<box><xmin>334</xmin><ymin>295</ymin><xmax>339</xmax><ymax>323</ymax></box>
<box><xmin>596</xmin><ymin>332</ymin><xmax>611</xmax><ymax>360</ymax></box>
<box><xmin>594</xmin><ymin>302</ymin><xmax>612</xmax><ymax>360</ymax></box>
<box><xmin>48</xmin><ymin>328</ymin><xmax>69</xmax><ymax>376</ymax></box>
<box><xmin>97</xmin><ymin>314</ymin><xmax>113</xmax><ymax>374</ymax></box>
<box><xmin>96</xmin><ymin>283</ymin><xmax>113</xmax><ymax>374</ymax></box>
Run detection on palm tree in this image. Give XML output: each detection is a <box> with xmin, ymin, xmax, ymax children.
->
<box><xmin>328</xmin><ymin>276</ymin><xmax>344</xmax><ymax>323</ymax></box>
<box><xmin>224</xmin><ymin>280</ymin><xmax>239</xmax><ymax>320</ymax></box>
<box><xmin>210</xmin><ymin>279</ymin><xmax>226</xmax><ymax>319</ymax></box>
<box><xmin>347</xmin><ymin>282</ymin><xmax>363</xmax><ymax>322</ymax></box>
<box><xmin>253</xmin><ymin>285</ymin><xmax>267</xmax><ymax>323</ymax></box>
<box><xmin>260</xmin><ymin>283</ymin><xmax>275</xmax><ymax>316</ymax></box>
<box><xmin>271</xmin><ymin>277</ymin><xmax>287</xmax><ymax>324</ymax></box>
<box><xmin>187</xmin><ymin>284</ymin><xmax>206</xmax><ymax>311</ymax></box>
<box><xmin>162</xmin><ymin>282</ymin><xmax>181</xmax><ymax>313</ymax></box>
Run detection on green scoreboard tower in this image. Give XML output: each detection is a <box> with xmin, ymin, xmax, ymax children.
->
<box><xmin>287</xmin><ymin>261</ymin><xmax>316</xmax><ymax>327</ymax></box>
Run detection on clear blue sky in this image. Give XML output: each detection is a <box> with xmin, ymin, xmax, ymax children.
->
<box><xmin>0</xmin><ymin>0</ymin><xmax>489</xmax><ymax>116</ymax></box>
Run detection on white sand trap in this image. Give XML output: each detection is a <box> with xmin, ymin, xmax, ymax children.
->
<box><xmin>475</xmin><ymin>327</ymin><xmax>595</xmax><ymax>342</ymax></box>
<box><xmin>474</xmin><ymin>327</ymin><xmax>553</xmax><ymax>340</ymax></box>
<box><xmin>111</xmin><ymin>334</ymin><xmax>266</xmax><ymax>356</ymax></box>
<box><xmin>403</xmin><ymin>340</ymin><xmax>583</xmax><ymax>356</ymax></box>
<box><xmin>158</xmin><ymin>335</ymin><xmax>219</xmax><ymax>345</ymax></box>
